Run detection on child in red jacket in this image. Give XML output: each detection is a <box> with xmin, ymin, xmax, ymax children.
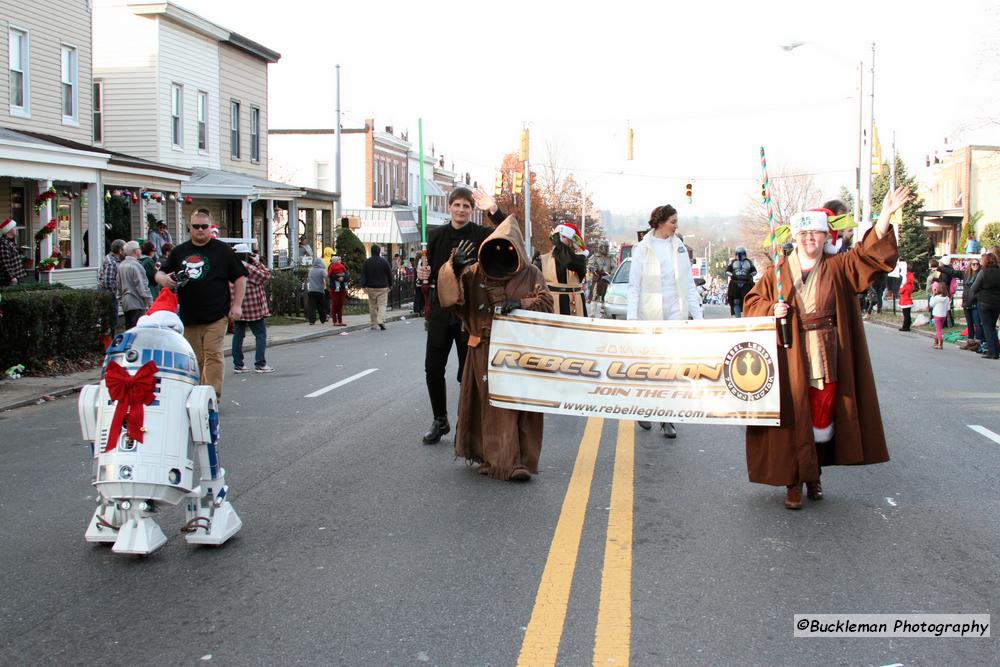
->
<box><xmin>898</xmin><ymin>271</ymin><xmax>915</xmax><ymax>331</ymax></box>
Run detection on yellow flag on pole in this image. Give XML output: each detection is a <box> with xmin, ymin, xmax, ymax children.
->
<box><xmin>871</xmin><ymin>122</ymin><xmax>883</xmax><ymax>176</ymax></box>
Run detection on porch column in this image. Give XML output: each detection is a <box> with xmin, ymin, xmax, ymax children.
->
<box><xmin>265</xmin><ymin>199</ymin><xmax>274</xmax><ymax>269</ymax></box>
<box><xmin>71</xmin><ymin>185</ymin><xmax>84</xmax><ymax>267</ymax></box>
<box><xmin>130</xmin><ymin>190</ymin><xmax>143</xmax><ymax>241</ymax></box>
<box><xmin>288</xmin><ymin>199</ymin><xmax>299</xmax><ymax>265</ymax></box>
<box><xmin>314</xmin><ymin>208</ymin><xmax>322</xmax><ymax>252</ymax></box>
<box><xmin>38</xmin><ymin>180</ymin><xmax>53</xmax><ymax>259</ymax></box>
<box><xmin>87</xmin><ymin>179</ymin><xmax>103</xmax><ymax>268</ymax></box>
<box><xmin>172</xmin><ymin>193</ymin><xmax>183</xmax><ymax>240</ymax></box>
<box><xmin>241</xmin><ymin>197</ymin><xmax>252</xmax><ymax>239</ymax></box>
<box><xmin>322</xmin><ymin>208</ymin><xmax>332</xmax><ymax>249</ymax></box>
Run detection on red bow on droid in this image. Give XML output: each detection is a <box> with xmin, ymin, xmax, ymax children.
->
<box><xmin>104</xmin><ymin>360</ymin><xmax>158</xmax><ymax>452</ymax></box>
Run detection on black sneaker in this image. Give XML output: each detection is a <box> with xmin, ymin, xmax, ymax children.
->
<box><xmin>661</xmin><ymin>422</ymin><xmax>677</xmax><ymax>439</ymax></box>
<box><xmin>637</xmin><ymin>421</ymin><xmax>652</xmax><ymax>431</ymax></box>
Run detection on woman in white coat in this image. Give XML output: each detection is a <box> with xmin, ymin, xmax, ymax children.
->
<box><xmin>626</xmin><ymin>204</ymin><xmax>704</xmax><ymax>438</ymax></box>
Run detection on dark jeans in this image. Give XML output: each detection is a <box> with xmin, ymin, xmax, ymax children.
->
<box><xmin>425</xmin><ymin>317</ymin><xmax>469</xmax><ymax>419</ymax></box>
<box><xmin>124</xmin><ymin>309</ymin><xmax>144</xmax><ymax>330</ymax></box>
<box><xmin>901</xmin><ymin>306</ymin><xmax>911</xmax><ymax>330</ymax></box>
<box><xmin>306</xmin><ymin>291</ymin><xmax>328</xmax><ymax>323</ymax></box>
<box><xmin>107</xmin><ymin>293</ymin><xmax>119</xmax><ymax>334</ymax></box>
<box><xmin>232</xmin><ymin>318</ymin><xmax>268</xmax><ymax>369</ymax></box>
<box><xmin>963</xmin><ymin>305</ymin><xmax>982</xmax><ymax>341</ymax></box>
<box><xmin>980</xmin><ymin>305</ymin><xmax>999</xmax><ymax>359</ymax></box>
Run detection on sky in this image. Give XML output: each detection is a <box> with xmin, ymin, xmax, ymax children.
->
<box><xmin>180</xmin><ymin>0</ymin><xmax>1000</xmax><ymax>218</ymax></box>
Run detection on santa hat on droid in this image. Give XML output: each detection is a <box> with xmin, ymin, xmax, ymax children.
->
<box><xmin>553</xmin><ymin>223</ymin><xmax>588</xmax><ymax>256</ymax></box>
<box><xmin>210</xmin><ymin>224</ymin><xmax>219</xmax><ymax>239</ymax></box>
<box><xmin>1</xmin><ymin>218</ymin><xmax>15</xmax><ymax>235</ymax></box>
<box><xmin>136</xmin><ymin>289</ymin><xmax>184</xmax><ymax>333</ymax></box>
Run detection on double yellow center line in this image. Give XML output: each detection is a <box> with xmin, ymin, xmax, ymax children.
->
<box><xmin>517</xmin><ymin>418</ymin><xmax>635</xmax><ymax>667</ymax></box>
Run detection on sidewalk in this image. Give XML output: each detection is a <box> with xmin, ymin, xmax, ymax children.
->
<box><xmin>0</xmin><ymin>307</ymin><xmax>417</xmax><ymax>412</ymax></box>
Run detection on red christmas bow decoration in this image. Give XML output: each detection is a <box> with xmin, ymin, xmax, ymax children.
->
<box><xmin>104</xmin><ymin>360</ymin><xmax>158</xmax><ymax>452</ymax></box>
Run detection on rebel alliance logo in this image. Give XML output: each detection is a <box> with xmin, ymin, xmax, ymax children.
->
<box><xmin>723</xmin><ymin>342</ymin><xmax>775</xmax><ymax>401</ymax></box>
<box><xmin>183</xmin><ymin>254</ymin><xmax>209</xmax><ymax>281</ymax></box>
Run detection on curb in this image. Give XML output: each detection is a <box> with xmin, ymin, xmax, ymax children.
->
<box><xmin>0</xmin><ymin>312</ymin><xmax>415</xmax><ymax>412</ymax></box>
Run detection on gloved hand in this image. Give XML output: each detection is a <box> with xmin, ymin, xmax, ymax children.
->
<box><xmin>451</xmin><ymin>240</ymin><xmax>476</xmax><ymax>273</ymax></box>
<box><xmin>499</xmin><ymin>298</ymin><xmax>521</xmax><ymax>315</ymax></box>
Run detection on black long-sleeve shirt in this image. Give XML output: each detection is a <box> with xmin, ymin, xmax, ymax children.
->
<box><xmin>426</xmin><ymin>210</ymin><xmax>505</xmax><ymax>321</ymax></box>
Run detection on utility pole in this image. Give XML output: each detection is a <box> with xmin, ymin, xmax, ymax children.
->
<box><xmin>334</xmin><ymin>65</ymin><xmax>342</xmax><ymax>223</ymax></box>
<box><xmin>864</xmin><ymin>42</ymin><xmax>876</xmax><ymax>233</ymax></box>
<box><xmin>520</xmin><ymin>127</ymin><xmax>531</xmax><ymax>253</ymax></box>
<box><xmin>580</xmin><ymin>182</ymin><xmax>586</xmax><ymax>239</ymax></box>
<box><xmin>855</xmin><ymin>59</ymin><xmax>863</xmax><ymax>227</ymax></box>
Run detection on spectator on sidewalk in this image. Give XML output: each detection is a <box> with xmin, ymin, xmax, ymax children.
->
<box><xmin>961</xmin><ymin>257</ymin><xmax>983</xmax><ymax>350</ymax></box>
<box><xmin>306</xmin><ymin>257</ymin><xmax>329</xmax><ymax>325</ymax></box>
<box><xmin>149</xmin><ymin>220</ymin><xmax>172</xmax><ymax>257</ymax></box>
<box><xmin>156</xmin><ymin>208</ymin><xmax>247</xmax><ymax>399</ymax></box>
<box><xmin>968</xmin><ymin>252</ymin><xmax>1000</xmax><ymax>360</ymax></box>
<box><xmin>927</xmin><ymin>258</ymin><xmax>959</xmax><ymax>327</ymax></box>
<box><xmin>327</xmin><ymin>254</ymin><xmax>349</xmax><ymax>326</ymax></box>
<box><xmin>898</xmin><ymin>271</ymin><xmax>915</xmax><ymax>331</ymax></box>
<box><xmin>99</xmin><ymin>239</ymin><xmax>126</xmax><ymax>334</ymax></box>
<box><xmin>116</xmin><ymin>241</ymin><xmax>153</xmax><ymax>329</ymax></box>
<box><xmin>0</xmin><ymin>218</ymin><xmax>26</xmax><ymax>286</ymax></box>
<box><xmin>928</xmin><ymin>282</ymin><xmax>950</xmax><ymax>350</ymax></box>
<box><xmin>139</xmin><ymin>241</ymin><xmax>160</xmax><ymax>297</ymax></box>
<box><xmin>360</xmin><ymin>244</ymin><xmax>392</xmax><ymax>331</ymax></box>
<box><xmin>231</xmin><ymin>244</ymin><xmax>273</xmax><ymax>374</ymax></box>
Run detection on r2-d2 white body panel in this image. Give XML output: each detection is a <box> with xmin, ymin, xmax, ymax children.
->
<box><xmin>78</xmin><ymin>326</ymin><xmax>241</xmax><ymax>555</ymax></box>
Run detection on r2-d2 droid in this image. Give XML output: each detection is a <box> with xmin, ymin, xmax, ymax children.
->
<box><xmin>78</xmin><ymin>290</ymin><xmax>241</xmax><ymax>555</ymax></box>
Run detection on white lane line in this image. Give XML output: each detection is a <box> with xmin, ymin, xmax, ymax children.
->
<box><xmin>305</xmin><ymin>368</ymin><xmax>378</xmax><ymax>398</ymax></box>
<box><xmin>968</xmin><ymin>425</ymin><xmax>1000</xmax><ymax>445</ymax></box>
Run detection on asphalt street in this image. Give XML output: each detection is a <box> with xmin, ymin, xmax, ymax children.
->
<box><xmin>0</xmin><ymin>306</ymin><xmax>997</xmax><ymax>666</ymax></box>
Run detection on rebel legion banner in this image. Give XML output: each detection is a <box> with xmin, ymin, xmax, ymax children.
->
<box><xmin>487</xmin><ymin>311</ymin><xmax>781</xmax><ymax>426</ymax></box>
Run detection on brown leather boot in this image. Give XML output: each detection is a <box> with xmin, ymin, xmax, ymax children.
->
<box><xmin>806</xmin><ymin>479</ymin><xmax>823</xmax><ymax>500</ymax></box>
<box><xmin>784</xmin><ymin>483</ymin><xmax>803</xmax><ymax>510</ymax></box>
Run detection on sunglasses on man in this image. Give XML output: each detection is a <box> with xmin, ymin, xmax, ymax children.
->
<box><xmin>190</xmin><ymin>223</ymin><xmax>210</xmax><ymax>230</ymax></box>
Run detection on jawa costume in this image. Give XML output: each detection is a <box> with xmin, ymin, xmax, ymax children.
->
<box><xmin>437</xmin><ymin>217</ymin><xmax>553</xmax><ymax>481</ymax></box>
<box><xmin>539</xmin><ymin>223</ymin><xmax>588</xmax><ymax>317</ymax></box>
<box><xmin>743</xmin><ymin>211</ymin><xmax>895</xmax><ymax>498</ymax></box>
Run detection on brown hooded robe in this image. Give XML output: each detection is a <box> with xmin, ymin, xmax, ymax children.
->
<box><xmin>743</xmin><ymin>228</ymin><xmax>897</xmax><ymax>487</ymax></box>
<box><xmin>437</xmin><ymin>216</ymin><xmax>554</xmax><ymax>480</ymax></box>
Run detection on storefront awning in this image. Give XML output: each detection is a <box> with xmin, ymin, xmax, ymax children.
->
<box><xmin>422</xmin><ymin>178</ymin><xmax>445</xmax><ymax>198</ymax></box>
<box><xmin>346</xmin><ymin>207</ymin><xmax>422</xmax><ymax>244</ymax></box>
<box><xmin>182</xmin><ymin>167</ymin><xmax>304</xmax><ymax>200</ymax></box>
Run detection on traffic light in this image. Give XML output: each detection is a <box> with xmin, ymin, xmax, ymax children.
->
<box><xmin>513</xmin><ymin>172</ymin><xmax>524</xmax><ymax>195</ymax></box>
<box><xmin>519</xmin><ymin>129</ymin><xmax>530</xmax><ymax>162</ymax></box>
<box><xmin>626</xmin><ymin>127</ymin><xmax>634</xmax><ymax>160</ymax></box>
<box><xmin>494</xmin><ymin>172</ymin><xmax>504</xmax><ymax>197</ymax></box>
<box><xmin>685</xmin><ymin>182</ymin><xmax>693</xmax><ymax>203</ymax></box>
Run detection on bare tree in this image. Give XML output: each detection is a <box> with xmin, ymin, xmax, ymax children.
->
<box><xmin>738</xmin><ymin>168</ymin><xmax>821</xmax><ymax>265</ymax></box>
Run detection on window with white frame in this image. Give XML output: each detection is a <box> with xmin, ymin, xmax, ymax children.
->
<box><xmin>170</xmin><ymin>84</ymin><xmax>183</xmax><ymax>147</ymax></box>
<box><xmin>315</xmin><ymin>162</ymin><xmax>329</xmax><ymax>191</ymax></box>
<box><xmin>250</xmin><ymin>107</ymin><xmax>260</xmax><ymax>162</ymax></box>
<box><xmin>92</xmin><ymin>80</ymin><xmax>103</xmax><ymax>142</ymax></box>
<box><xmin>197</xmin><ymin>91</ymin><xmax>208</xmax><ymax>151</ymax></box>
<box><xmin>61</xmin><ymin>45</ymin><xmax>77</xmax><ymax>122</ymax></box>
<box><xmin>230</xmin><ymin>100</ymin><xmax>241</xmax><ymax>159</ymax></box>
<box><xmin>9</xmin><ymin>28</ymin><xmax>28</xmax><ymax>114</ymax></box>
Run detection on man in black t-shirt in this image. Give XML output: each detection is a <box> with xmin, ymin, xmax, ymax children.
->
<box><xmin>156</xmin><ymin>209</ymin><xmax>248</xmax><ymax>398</ymax></box>
<box><xmin>417</xmin><ymin>187</ymin><xmax>505</xmax><ymax>444</ymax></box>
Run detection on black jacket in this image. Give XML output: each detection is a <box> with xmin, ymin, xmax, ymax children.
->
<box><xmin>360</xmin><ymin>255</ymin><xmax>393</xmax><ymax>288</ymax></box>
<box><xmin>969</xmin><ymin>267</ymin><xmax>1000</xmax><ymax>310</ymax></box>
<box><xmin>426</xmin><ymin>210</ymin><xmax>505</xmax><ymax>321</ymax></box>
